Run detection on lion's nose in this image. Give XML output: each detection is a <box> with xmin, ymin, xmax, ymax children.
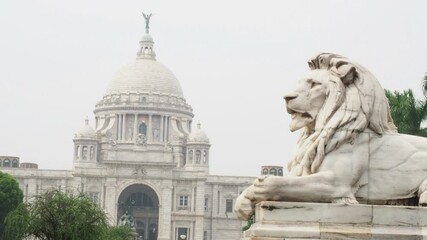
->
<box><xmin>284</xmin><ymin>93</ymin><xmax>297</xmax><ymax>103</ymax></box>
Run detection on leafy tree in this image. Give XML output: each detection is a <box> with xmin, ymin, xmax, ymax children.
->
<box><xmin>102</xmin><ymin>226</ymin><xmax>134</xmax><ymax>240</ymax></box>
<box><xmin>4</xmin><ymin>188</ymin><xmax>133</xmax><ymax>240</ymax></box>
<box><xmin>0</xmin><ymin>171</ymin><xmax>23</xmax><ymax>239</ymax></box>
<box><xmin>4</xmin><ymin>203</ymin><xmax>29</xmax><ymax>240</ymax></box>
<box><xmin>385</xmin><ymin>89</ymin><xmax>427</xmax><ymax>136</ymax></box>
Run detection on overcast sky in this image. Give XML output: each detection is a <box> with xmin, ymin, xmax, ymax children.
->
<box><xmin>1</xmin><ymin>0</ymin><xmax>426</xmax><ymax>177</ymax></box>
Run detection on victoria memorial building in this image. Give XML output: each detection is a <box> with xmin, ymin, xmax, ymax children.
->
<box><xmin>1</xmin><ymin>17</ymin><xmax>255</xmax><ymax>240</ymax></box>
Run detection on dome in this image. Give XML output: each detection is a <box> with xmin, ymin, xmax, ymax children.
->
<box><xmin>74</xmin><ymin>118</ymin><xmax>96</xmax><ymax>140</ymax></box>
<box><xmin>105</xmin><ymin>59</ymin><xmax>184</xmax><ymax>97</ymax></box>
<box><xmin>188</xmin><ymin>123</ymin><xmax>209</xmax><ymax>144</ymax></box>
<box><xmin>140</xmin><ymin>34</ymin><xmax>153</xmax><ymax>42</ymax></box>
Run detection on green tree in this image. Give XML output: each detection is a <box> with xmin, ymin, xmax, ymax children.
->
<box><xmin>4</xmin><ymin>188</ymin><xmax>133</xmax><ymax>240</ymax></box>
<box><xmin>4</xmin><ymin>203</ymin><xmax>29</xmax><ymax>240</ymax></box>
<box><xmin>0</xmin><ymin>171</ymin><xmax>24</xmax><ymax>239</ymax></box>
<box><xmin>102</xmin><ymin>226</ymin><xmax>134</xmax><ymax>240</ymax></box>
<box><xmin>385</xmin><ymin>89</ymin><xmax>427</xmax><ymax>136</ymax></box>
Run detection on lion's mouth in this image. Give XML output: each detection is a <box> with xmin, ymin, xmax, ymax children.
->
<box><xmin>287</xmin><ymin>108</ymin><xmax>312</xmax><ymax>119</ymax></box>
<box><xmin>287</xmin><ymin>108</ymin><xmax>314</xmax><ymax>131</ymax></box>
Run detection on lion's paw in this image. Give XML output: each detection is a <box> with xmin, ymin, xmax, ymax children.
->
<box><xmin>332</xmin><ymin>197</ymin><xmax>359</xmax><ymax>205</ymax></box>
<box><xmin>234</xmin><ymin>194</ymin><xmax>254</xmax><ymax>220</ymax></box>
<box><xmin>418</xmin><ymin>179</ymin><xmax>427</xmax><ymax>207</ymax></box>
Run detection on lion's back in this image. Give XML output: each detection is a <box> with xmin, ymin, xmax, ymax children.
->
<box><xmin>356</xmin><ymin>133</ymin><xmax>427</xmax><ymax>201</ymax></box>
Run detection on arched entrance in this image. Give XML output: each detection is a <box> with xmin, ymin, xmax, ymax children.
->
<box><xmin>118</xmin><ymin>184</ymin><xmax>159</xmax><ymax>240</ymax></box>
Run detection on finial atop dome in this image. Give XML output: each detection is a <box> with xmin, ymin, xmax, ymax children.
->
<box><xmin>74</xmin><ymin>117</ymin><xmax>96</xmax><ymax>140</ymax></box>
<box><xmin>142</xmin><ymin>12</ymin><xmax>152</xmax><ymax>34</ymax></box>
<box><xmin>188</xmin><ymin>121</ymin><xmax>209</xmax><ymax>144</ymax></box>
<box><xmin>137</xmin><ymin>12</ymin><xmax>156</xmax><ymax>60</ymax></box>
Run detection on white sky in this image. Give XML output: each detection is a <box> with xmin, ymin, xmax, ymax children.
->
<box><xmin>1</xmin><ymin>0</ymin><xmax>426</xmax><ymax>177</ymax></box>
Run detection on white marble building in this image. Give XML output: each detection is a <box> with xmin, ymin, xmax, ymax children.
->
<box><xmin>2</xmin><ymin>22</ymin><xmax>254</xmax><ymax>240</ymax></box>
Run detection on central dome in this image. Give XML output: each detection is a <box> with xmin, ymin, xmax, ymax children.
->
<box><xmin>106</xmin><ymin>59</ymin><xmax>184</xmax><ymax>97</ymax></box>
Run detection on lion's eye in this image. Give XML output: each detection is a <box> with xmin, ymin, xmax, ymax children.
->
<box><xmin>311</xmin><ymin>82</ymin><xmax>321</xmax><ymax>88</ymax></box>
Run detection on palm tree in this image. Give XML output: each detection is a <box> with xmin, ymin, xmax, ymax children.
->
<box><xmin>385</xmin><ymin>89</ymin><xmax>427</xmax><ymax>137</ymax></box>
<box><xmin>423</xmin><ymin>72</ymin><xmax>427</xmax><ymax>97</ymax></box>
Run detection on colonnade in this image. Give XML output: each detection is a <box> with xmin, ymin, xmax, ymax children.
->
<box><xmin>115</xmin><ymin>113</ymin><xmax>171</xmax><ymax>143</ymax></box>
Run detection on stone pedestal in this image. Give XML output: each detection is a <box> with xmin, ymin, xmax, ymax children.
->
<box><xmin>242</xmin><ymin>201</ymin><xmax>427</xmax><ymax>240</ymax></box>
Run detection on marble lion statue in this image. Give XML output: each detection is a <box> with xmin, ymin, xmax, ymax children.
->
<box><xmin>235</xmin><ymin>53</ymin><xmax>427</xmax><ymax>220</ymax></box>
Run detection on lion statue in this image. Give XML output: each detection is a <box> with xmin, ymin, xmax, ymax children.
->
<box><xmin>235</xmin><ymin>53</ymin><xmax>427</xmax><ymax>220</ymax></box>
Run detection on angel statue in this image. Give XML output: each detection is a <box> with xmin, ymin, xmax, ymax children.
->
<box><xmin>142</xmin><ymin>12</ymin><xmax>153</xmax><ymax>34</ymax></box>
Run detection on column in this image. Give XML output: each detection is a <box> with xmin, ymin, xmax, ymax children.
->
<box><xmin>117</xmin><ymin>114</ymin><xmax>122</xmax><ymax>141</ymax></box>
<box><xmin>148</xmin><ymin>114</ymin><xmax>152</xmax><ymax>142</ymax></box>
<box><xmin>160</xmin><ymin>115</ymin><xmax>164</xmax><ymax>142</ymax></box>
<box><xmin>134</xmin><ymin>114</ymin><xmax>138</xmax><ymax>141</ymax></box>
<box><xmin>165</xmin><ymin>116</ymin><xmax>169</xmax><ymax>142</ymax></box>
<box><xmin>122</xmin><ymin>114</ymin><xmax>126</xmax><ymax>141</ymax></box>
<box><xmin>105</xmin><ymin>178</ymin><xmax>118</xmax><ymax>225</ymax></box>
<box><xmin>158</xmin><ymin>184</ymin><xmax>173</xmax><ymax>240</ymax></box>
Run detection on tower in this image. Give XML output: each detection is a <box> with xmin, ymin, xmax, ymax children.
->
<box><xmin>185</xmin><ymin>122</ymin><xmax>210</xmax><ymax>174</ymax></box>
<box><xmin>73</xmin><ymin>117</ymin><xmax>98</xmax><ymax>168</ymax></box>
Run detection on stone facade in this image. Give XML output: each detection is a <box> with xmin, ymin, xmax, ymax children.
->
<box><xmin>1</xmin><ymin>23</ymin><xmax>254</xmax><ymax>240</ymax></box>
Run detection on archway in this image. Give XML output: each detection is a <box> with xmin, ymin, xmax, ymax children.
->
<box><xmin>118</xmin><ymin>184</ymin><xmax>159</xmax><ymax>240</ymax></box>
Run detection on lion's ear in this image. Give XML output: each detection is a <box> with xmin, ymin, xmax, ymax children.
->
<box><xmin>332</xmin><ymin>64</ymin><xmax>357</xmax><ymax>85</ymax></box>
<box><xmin>308</xmin><ymin>60</ymin><xmax>316</xmax><ymax>70</ymax></box>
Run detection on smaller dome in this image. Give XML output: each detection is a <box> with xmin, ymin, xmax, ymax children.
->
<box><xmin>74</xmin><ymin>118</ymin><xmax>96</xmax><ymax>140</ymax></box>
<box><xmin>140</xmin><ymin>34</ymin><xmax>153</xmax><ymax>42</ymax></box>
<box><xmin>188</xmin><ymin>122</ymin><xmax>209</xmax><ymax>144</ymax></box>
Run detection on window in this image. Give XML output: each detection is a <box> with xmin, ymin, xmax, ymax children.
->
<box><xmin>12</xmin><ymin>159</ymin><xmax>18</xmax><ymax>168</ymax></box>
<box><xmin>270</xmin><ymin>168</ymin><xmax>277</xmax><ymax>175</ymax></box>
<box><xmin>262</xmin><ymin>168</ymin><xmax>269</xmax><ymax>175</ymax></box>
<box><xmin>195</xmin><ymin>150</ymin><xmax>201</xmax><ymax>163</ymax></box>
<box><xmin>139</xmin><ymin>123</ymin><xmax>147</xmax><ymax>135</ymax></box>
<box><xmin>204</xmin><ymin>197</ymin><xmax>209</xmax><ymax>212</ymax></box>
<box><xmin>179</xmin><ymin>195</ymin><xmax>189</xmax><ymax>207</ymax></box>
<box><xmin>75</xmin><ymin>146</ymin><xmax>80</xmax><ymax>159</ymax></box>
<box><xmin>176</xmin><ymin>227</ymin><xmax>189</xmax><ymax>240</ymax></box>
<box><xmin>89</xmin><ymin>192</ymin><xmax>100</xmax><ymax>205</ymax></box>
<box><xmin>125</xmin><ymin>192</ymin><xmax>154</xmax><ymax>207</ymax></box>
<box><xmin>225</xmin><ymin>199</ymin><xmax>233</xmax><ymax>213</ymax></box>
<box><xmin>188</xmin><ymin>150</ymin><xmax>193</xmax><ymax>161</ymax></box>
<box><xmin>3</xmin><ymin>159</ymin><xmax>10</xmax><ymax>167</ymax></box>
<box><xmin>203</xmin><ymin>231</ymin><xmax>208</xmax><ymax>240</ymax></box>
<box><xmin>203</xmin><ymin>151</ymin><xmax>208</xmax><ymax>163</ymax></box>
<box><xmin>82</xmin><ymin>146</ymin><xmax>88</xmax><ymax>160</ymax></box>
<box><xmin>90</xmin><ymin>146</ymin><xmax>95</xmax><ymax>160</ymax></box>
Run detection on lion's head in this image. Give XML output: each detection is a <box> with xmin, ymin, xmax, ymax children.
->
<box><xmin>285</xmin><ymin>53</ymin><xmax>397</xmax><ymax>176</ymax></box>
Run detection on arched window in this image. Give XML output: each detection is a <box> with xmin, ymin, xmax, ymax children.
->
<box><xmin>139</xmin><ymin>123</ymin><xmax>147</xmax><ymax>135</ymax></box>
<box><xmin>270</xmin><ymin>168</ymin><xmax>277</xmax><ymax>175</ymax></box>
<box><xmin>188</xmin><ymin>150</ymin><xmax>193</xmax><ymax>162</ymax></box>
<box><xmin>136</xmin><ymin>220</ymin><xmax>145</xmax><ymax>238</ymax></box>
<box><xmin>149</xmin><ymin>223</ymin><xmax>157</xmax><ymax>240</ymax></box>
<box><xmin>203</xmin><ymin>151</ymin><xmax>208</xmax><ymax>163</ymax></box>
<box><xmin>195</xmin><ymin>150</ymin><xmax>201</xmax><ymax>164</ymax></box>
<box><xmin>90</xmin><ymin>146</ymin><xmax>95</xmax><ymax>160</ymax></box>
<box><xmin>125</xmin><ymin>192</ymin><xmax>154</xmax><ymax>207</ymax></box>
<box><xmin>75</xmin><ymin>146</ymin><xmax>80</xmax><ymax>159</ymax></box>
<box><xmin>262</xmin><ymin>168</ymin><xmax>269</xmax><ymax>175</ymax></box>
<box><xmin>82</xmin><ymin>146</ymin><xmax>88</xmax><ymax>160</ymax></box>
<box><xmin>278</xmin><ymin>168</ymin><xmax>283</xmax><ymax>176</ymax></box>
<box><xmin>3</xmin><ymin>159</ymin><xmax>10</xmax><ymax>167</ymax></box>
<box><xmin>12</xmin><ymin>159</ymin><xmax>18</xmax><ymax>168</ymax></box>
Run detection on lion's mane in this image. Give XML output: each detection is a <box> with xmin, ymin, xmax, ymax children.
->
<box><xmin>288</xmin><ymin>53</ymin><xmax>397</xmax><ymax>176</ymax></box>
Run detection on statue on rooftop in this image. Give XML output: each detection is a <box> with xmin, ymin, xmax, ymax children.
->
<box><xmin>142</xmin><ymin>12</ymin><xmax>153</xmax><ymax>34</ymax></box>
